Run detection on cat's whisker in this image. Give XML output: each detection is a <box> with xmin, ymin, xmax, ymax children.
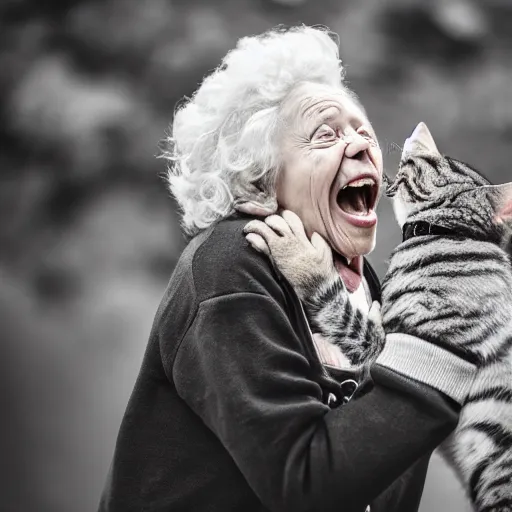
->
<box><xmin>386</xmin><ymin>141</ymin><xmax>403</xmax><ymax>155</ymax></box>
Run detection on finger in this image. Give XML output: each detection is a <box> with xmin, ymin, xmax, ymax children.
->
<box><xmin>264</xmin><ymin>215</ymin><xmax>292</xmax><ymax>237</ymax></box>
<box><xmin>368</xmin><ymin>301</ymin><xmax>382</xmax><ymax>322</ymax></box>
<box><xmin>310</xmin><ymin>232</ymin><xmax>330</xmax><ymax>253</ymax></box>
<box><xmin>245</xmin><ymin>233</ymin><xmax>270</xmax><ymax>256</ymax></box>
<box><xmin>244</xmin><ymin>220</ymin><xmax>281</xmax><ymax>245</ymax></box>
<box><xmin>311</xmin><ymin>232</ymin><xmax>336</xmax><ymax>270</ymax></box>
<box><xmin>281</xmin><ymin>210</ymin><xmax>308</xmax><ymax>241</ymax></box>
<box><xmin>235</xmin><ymin>201</ymin><xmax>276</xmax><ymax>217</ymax></box>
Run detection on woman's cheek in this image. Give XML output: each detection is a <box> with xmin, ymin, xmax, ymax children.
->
<box><xmin>315</xmin><ymin>144</ymin><xmax>344</xmax><ymax>174</ymax></box>
<box><xmin>371</xmin><ymin>146</ymin><xmax>384</xmax><ymax>174</ymax></box>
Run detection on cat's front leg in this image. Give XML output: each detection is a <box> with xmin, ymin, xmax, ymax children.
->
<box><xmin>244</xmin><ymin>211</ymin><xmax>385</xmax><ymax>368</ymax></box>
<box><xmin>303</xmin><ymin>276</ymin><xmax>385</xmax><ymax>368</ymax></box>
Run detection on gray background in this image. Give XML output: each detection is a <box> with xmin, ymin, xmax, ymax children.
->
<box><xmin>2</xmin><ymin>0</ymin><xmax>511</xmax><ymax>510</ymax></box>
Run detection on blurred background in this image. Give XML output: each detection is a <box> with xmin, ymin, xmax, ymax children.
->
<box><xmin>1</xmin><ymin>0</ymin><xmax>511</xmax><ymax>510</ymax></box>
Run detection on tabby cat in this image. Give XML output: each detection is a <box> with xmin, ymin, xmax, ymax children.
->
<box><xmin>248</xmin><ymin>123</ymin><xmax>512</xmax><ymax>511</ymax></box>
<box><xmin>382</xmin><ymin>123</ymin><xmax>512</xmax><ymax>512</ymax></box>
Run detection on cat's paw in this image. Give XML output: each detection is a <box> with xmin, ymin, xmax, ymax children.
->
<box><xmin>368</xmin><ymin>301</ymin><xmax>382</xmax><ymax>327</ymax></box>
<box><xmin>244</xmin><ymin>210</ymin><xmax>338</xmax><ymax>298</ymax></box>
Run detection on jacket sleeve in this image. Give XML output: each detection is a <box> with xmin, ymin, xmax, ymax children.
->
<box><xmin>172</xmin><ymin>288</ymin><xmax>469</xmax><ymax>512</ymax></box>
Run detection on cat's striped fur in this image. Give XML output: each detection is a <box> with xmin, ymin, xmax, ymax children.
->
<box><xmin>301</xmin><ymin>276</ymin><xmax>385</xmax><ymax>369</ymax></box>
<box><xmin>296</xmin><ymin>125</ymin><xmax>512</xmax><ymax>511</ymax></box>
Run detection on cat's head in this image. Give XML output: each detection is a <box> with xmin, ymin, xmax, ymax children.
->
<box><xmin>385</xmin><ymin>122</ymin><xmax>512</xmax><ymax>247</ymax></box>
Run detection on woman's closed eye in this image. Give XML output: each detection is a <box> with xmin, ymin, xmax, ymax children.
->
<box><xmin>312</xmin><ymin>124</ymin><xmax>338</xmax><ymax>142</ymax></box>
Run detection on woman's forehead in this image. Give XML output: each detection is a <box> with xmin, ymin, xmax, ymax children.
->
<box><xmin>281</xmin><ymin>82</ymin><xmax>367</xmax><ymax>124</ymax></box>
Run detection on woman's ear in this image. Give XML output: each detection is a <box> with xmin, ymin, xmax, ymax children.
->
<box><xmin>234</xmin><ymin>200</ymin><xmax>277</xmax><ymax>217</ymax></box>
<box><xmin>233</xmin><ymin>182</ymin><xmax>278</xmax><ymax>217</ymax></box>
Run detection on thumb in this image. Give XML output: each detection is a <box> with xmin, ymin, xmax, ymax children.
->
<box><xmin>310</xmin><ymin>232</ymin><xmax>333</xmax><ymax>262</ymax></box>
<box><xmin>310</xmin><ymin>232</ymin><xmax>329</xmax><ymax>252</ymax></box>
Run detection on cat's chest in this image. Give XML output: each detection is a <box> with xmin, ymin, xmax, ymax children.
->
<box><xmin>349</xmin><ymin>280</ymin><xmax>371</xmax><ymax>314</ymax></box>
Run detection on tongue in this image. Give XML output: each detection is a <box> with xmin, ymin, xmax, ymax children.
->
<box><xmin>334</xmin><ymin>254</ymin><xmax>363</xmax><ymax>293</ymax></box>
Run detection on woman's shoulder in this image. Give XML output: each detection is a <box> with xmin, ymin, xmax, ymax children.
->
<box><xmin>182</xmin><ymin>215</ymin><xmax>287</xmax><ymax>305</ymax></box>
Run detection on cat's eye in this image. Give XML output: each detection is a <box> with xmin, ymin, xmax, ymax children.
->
<box><xmin>312</xmin><ymin>124</ymin><xmax>337</xmax><ymax>142</ymax></box>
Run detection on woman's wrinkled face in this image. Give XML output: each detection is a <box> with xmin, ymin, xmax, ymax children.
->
<box><xmin>276</xmin><ymin>82</ymin><xmax>383</xmax><ymax>263</ymax></box>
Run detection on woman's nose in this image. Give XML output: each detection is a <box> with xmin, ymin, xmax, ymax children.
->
<box><xmin>344</xmin><ymin>133</ymin><xmax>371</xmax><ymax>160</ymax></box>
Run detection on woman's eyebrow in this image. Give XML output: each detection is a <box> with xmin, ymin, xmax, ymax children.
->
<box><xmin>317</xmin><ymin>109</ymin><xmax>341</xmax><ymax>124</ymax></box>
<box><xmin>306</xmin><ymin>105</ymin><xmax>342</xmax><ymax>125</ymax></box>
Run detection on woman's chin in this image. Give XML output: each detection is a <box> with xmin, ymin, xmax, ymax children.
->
<box><xmin>329</xmin><ymin>226</ymin><xmax>377</xmax><ymax>262</ymax></box>
<box><xmin>359</xmin><ymin>231</ymin><xmax>377</xmax><ymax>256</ymax></box>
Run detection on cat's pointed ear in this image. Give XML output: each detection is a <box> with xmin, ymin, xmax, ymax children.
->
<box><xmin>403</xmin><ymin>122</ymin><xmax>440</xmax><ymax>155</ymax></box>
<box><xmin>488</xmin><ymin>183</ymin><xmax>512</xmax><ymax>224</ymax></box>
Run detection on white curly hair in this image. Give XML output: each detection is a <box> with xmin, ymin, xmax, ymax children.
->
<box><xmin>163</xmin><ymin>25</ymin><xmax>358</xmax><ymax>236</ymax></box>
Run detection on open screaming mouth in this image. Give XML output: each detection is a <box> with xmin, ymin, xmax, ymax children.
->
<box><xmin>336</xmin><ymin>177</ymin><xmax>378</xmax><ymax>216</ymax></box>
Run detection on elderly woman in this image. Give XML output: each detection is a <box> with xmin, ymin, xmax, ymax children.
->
<box><xmin>99</xmin><ymin>27</ymin><xmax>464</xmax><ymax>512</ymax></box>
